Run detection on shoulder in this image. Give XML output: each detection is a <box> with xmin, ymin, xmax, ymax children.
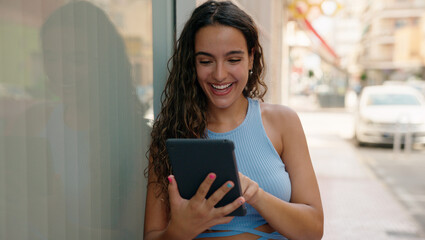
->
<box><xmin>259</xmin><ymin>102</ymin><xmax>301</xmax><ymax>127</ymax></box>
<box><xmin>259</xmin><ymin>102</ymin><xmax>306</xmax><ymax>144</ymax></box>
<box><xmin>258</xmin><ymin>102</ymin><xmax>304</xmax><ymax>157</ymax></box>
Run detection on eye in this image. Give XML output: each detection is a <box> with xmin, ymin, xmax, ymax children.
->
<box><xmin>228</xmin><ymin>58</ymin><xmax>241</xmax><ymax>63</ymax></box>
<box><xmin>197</xmin><ymin>57</ymin><xmax>213</xmax><ymax>65</ymax></box>
<box><xmin>199</xmin><ymin>60</ymin><xmax>212</xmax><ymax>64</ymax></box>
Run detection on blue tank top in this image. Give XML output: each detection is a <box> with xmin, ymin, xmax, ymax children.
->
<box><xmin>196</xmin><ymin>98</ymin><xmax>291</xmax><ymax>240</ymax></box>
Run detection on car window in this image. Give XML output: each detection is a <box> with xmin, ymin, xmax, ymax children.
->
<box><xmin>367</xmin><ymin>94</ymin><xmax>421</xmax><ymax>106</ymax></box>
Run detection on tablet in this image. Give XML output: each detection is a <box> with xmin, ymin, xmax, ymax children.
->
<box><xmin>166</xmin><ymin>138</ymin><xmax>246</xmax><ymax>216</ymax></box>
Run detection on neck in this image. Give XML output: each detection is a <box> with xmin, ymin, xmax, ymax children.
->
<box><xmin>207</xmin><ymin>96</ymin><xmax>249</xmax><ymax>133</ymax></box>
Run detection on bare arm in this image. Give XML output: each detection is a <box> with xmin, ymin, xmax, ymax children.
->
<box><xmin>143</xmin><ymin>160</ymin><xmax>181</xmax><ymax>240</ymax></box>
<box><xmin>239</xmin><ymin>104</ymin><xmax>323</xmax><ymax>240</ymax></box>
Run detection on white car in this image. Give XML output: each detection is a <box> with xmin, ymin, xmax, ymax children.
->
<box><xmin>354</xmin><ymin>85</ymin><xmax>425</xmax><ymax>146</ymax></box>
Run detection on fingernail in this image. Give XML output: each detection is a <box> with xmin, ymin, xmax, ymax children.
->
<box><xmin>227</xmin><ymin>182</ymin><xmax>233</xmax><ymax>188</ymax></box>
<box><xmin>168</xmin><ymin>176</ymin><xmax>173</xmax><ymax>183</ymax></box>
<box><xmin>209</xmin><ymin>174</ymin><xmax>215</xmax><ymax>180</ymax></box>
<box><xmin>239</xmin><ymin>197</ymin><xmax>245</xmax><ymax>204</ymax></box>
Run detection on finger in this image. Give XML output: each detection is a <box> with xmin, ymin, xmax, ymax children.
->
<box><xmin>238</xmin><ymin>172</ymin><xmax>248</xmax><ymax>193</ymax></box>
<box><xmin>193</xmin><ymin>173</ymin><xmax>216</xmax><ymax>201</ymax></box>
<box><xmin>168</xmin><ymin>175</ymin><xmax>182</xmax><ymax>205</ymax></box>
<box><xmin>242</xmin><ymin>180</ymin><xmax>259</xmax><ymax>202</ymax></box>
<box><xmin>206</xmin><ymin>181</ymin><xmax>234</xmax><ymax>208</ymax></box>
<box><xmin>217</xmin><ymin>196</ymin><xmax>245</xmax><ymax>216</ymax></box>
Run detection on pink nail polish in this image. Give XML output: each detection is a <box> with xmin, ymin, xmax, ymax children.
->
<box><xmin>168</xmin><ymin>176</ymin><xmax>172</xmax><ymax>183</ymax></box>
<box><xmin>209</xmin><ymin>174</ymin><xmax>215</xmax><ymax>179</ymax></box>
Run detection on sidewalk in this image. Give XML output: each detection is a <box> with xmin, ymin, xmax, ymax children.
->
<box><xmin>297</xmin><ymin>109</ymin><xmax>425</xmax><ymax>240</ymax></box>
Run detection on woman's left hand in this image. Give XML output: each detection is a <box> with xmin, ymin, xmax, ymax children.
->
<box><xmin>238</xmin><ymin>172</ymin><xmax>262</xmax><ymax>206</ymax></box>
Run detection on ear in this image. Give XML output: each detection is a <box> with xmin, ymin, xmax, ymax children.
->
<box><xmin>249</xmin><ymin>48</ymin><xmax>254</xmax><ymax>70</ymax></box>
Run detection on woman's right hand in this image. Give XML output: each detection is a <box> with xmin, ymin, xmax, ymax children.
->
<box><xmin>166</xmin><ymin>173</ymin><xmax>245</xmax><ymax>240</ymax></box>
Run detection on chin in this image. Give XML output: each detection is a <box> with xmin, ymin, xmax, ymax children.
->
<box><xmin>208</xmin><ymin>96</ymin><xmax>239</xmax><ymax>109</ymax></box>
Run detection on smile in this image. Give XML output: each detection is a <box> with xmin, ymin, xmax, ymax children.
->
<box><xmin>211</xmin><ymin>83</ymin><xmax>233</xmax><ymax>90</ymax></box>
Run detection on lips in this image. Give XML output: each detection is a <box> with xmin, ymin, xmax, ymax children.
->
<box><xmin>211</xmin><ymin>83</ymin><xmax>233</xmax><ymax>90</ymax></box>
<box><xmin>210</xmin><ymin>82</ymin><xmax>234</xmax><ymax>95</ymax></box>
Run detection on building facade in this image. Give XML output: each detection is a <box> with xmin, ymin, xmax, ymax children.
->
<box><xmin>359</xmin><ymin>0</ymin><xmax>425</xmax><ymax>85</ymax></box>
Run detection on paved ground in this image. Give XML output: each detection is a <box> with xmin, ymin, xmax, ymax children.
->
<box><xmin>294</xmin><ymin>97</ymin><xmax>425</xmax><ymax>240</ymax></box>
<box><xmin>359</xmin><ymin>147</ymin><xmax>425</xmax><ymax>235</ymax></box>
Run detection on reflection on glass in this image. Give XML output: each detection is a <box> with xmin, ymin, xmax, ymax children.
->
<box><xmin>0</xmin><ymin>1</ymin><xmax>152</xmax><ymax>239</ymax></box>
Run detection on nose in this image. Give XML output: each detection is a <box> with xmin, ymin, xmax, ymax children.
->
<box><xmin>213</xmin><ymin>62</ymin><xmax>228</xmax><ymax>82</ymax></box>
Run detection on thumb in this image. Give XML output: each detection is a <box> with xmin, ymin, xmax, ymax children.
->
<box><xmin>238</xmin><ymin>172</ymin><xmax>247</xmax><ymax>193</ymax></box>
<box><xmin>168</xmin><ymin>175</ymin><xmax>182</xmax><ymax>205</ymax></box>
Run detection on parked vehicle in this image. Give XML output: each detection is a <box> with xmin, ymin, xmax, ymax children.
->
<box><xmin>354</xmin><ymin>85</ymin><xmax>425</xmax><ymax>146</ymax></box>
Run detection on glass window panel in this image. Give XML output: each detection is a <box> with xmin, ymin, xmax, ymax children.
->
<box><xmin>0</xmin><ymin>0</ymin><xmax>152</xmax><ymax>239</ymax></box>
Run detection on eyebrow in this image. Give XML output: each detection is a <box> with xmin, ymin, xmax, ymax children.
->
<box><xmin>195</xmin><ymin>50</ymin><xmax>245</xmax><ymax>57</ymax></box>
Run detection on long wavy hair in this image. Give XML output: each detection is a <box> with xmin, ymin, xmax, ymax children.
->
<box><xmin>148</xmin><ymin>0</ymin><xmax>268</xmax><ymax>208</ymax></box>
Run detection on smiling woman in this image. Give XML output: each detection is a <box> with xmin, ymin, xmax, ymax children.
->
<box><xmin>144</xmin><ymin>1</ymin><xmax>323</xmax><ymax>240</ymax></box>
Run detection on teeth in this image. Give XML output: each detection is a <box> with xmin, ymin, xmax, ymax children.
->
<box><xmin>212</xmin><ymin>83</ymin><xmax>232</xmax><ymax>90</ymax></box>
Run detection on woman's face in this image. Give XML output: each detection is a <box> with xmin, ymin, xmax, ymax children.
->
<box><xmin>194</xmin><ymin>25</ymin><xmax>253</xmax><ymax>109</ymax></box>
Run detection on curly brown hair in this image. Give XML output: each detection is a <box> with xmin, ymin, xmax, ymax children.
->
<box><xmin>147</xmin><ymin>0</ymin><xmax>268</xmax><ymax>209</ymax></box>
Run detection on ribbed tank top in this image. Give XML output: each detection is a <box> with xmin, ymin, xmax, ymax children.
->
<box><xmin>196</xmin><ymin>98</ymin><xmax>291</xmax><ymax>239</ymax></box>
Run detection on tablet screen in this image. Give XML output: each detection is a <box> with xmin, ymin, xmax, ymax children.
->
<box><xmin>166</xmin><ymin>138</ymin><xmax>246</xmax><ymax>216</ymax></box>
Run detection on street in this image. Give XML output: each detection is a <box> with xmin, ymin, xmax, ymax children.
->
<box><xmin>297</xmin><ymin>108</ymin><xmax>425</xmax><ymax>240</ymax></box>
<box><xmin>358</xmin><ymin>144</ymin><xmax>425</xmax><ymax>235</ymax></box>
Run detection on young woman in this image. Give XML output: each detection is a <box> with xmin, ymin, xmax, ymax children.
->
<box><xmin>144</xmin><ymin>1</ymin><xmax>323</xmax><ymax>239</ymax></box>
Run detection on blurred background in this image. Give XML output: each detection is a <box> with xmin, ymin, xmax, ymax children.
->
<box><xmin>1</xmin><ymin>0</ymin><xmax>425</xmax><ymax>239</ymax></box>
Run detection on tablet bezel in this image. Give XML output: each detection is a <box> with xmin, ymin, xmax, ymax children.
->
<box><xmin>166</xmin><ymin>138</ymin><xmax>246</xmax><ymax>216</ymax></box>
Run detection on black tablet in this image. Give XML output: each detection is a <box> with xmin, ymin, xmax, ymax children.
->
<box><xmin>166</xmin><ymin>138</ymin><xmax>246</xmax><ymax>216</ymax></box>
